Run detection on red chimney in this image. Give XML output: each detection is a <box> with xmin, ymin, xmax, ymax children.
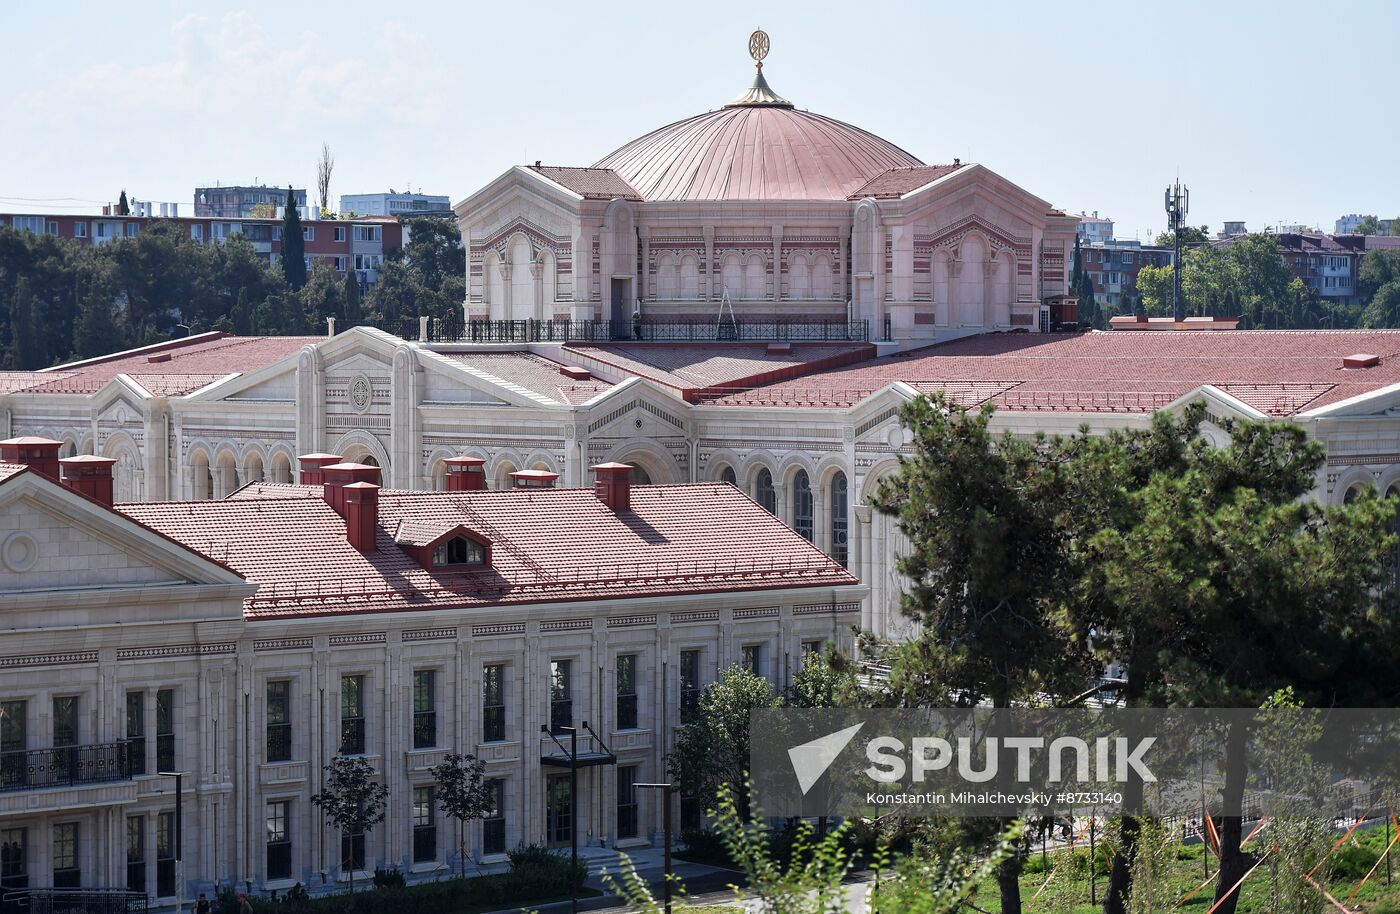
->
<box><xmin>0</xmin><ymin>437</ymin><xmax>62</xmax><ymax>480</ymax></box>
<box><xmin>343</xmin><ymin>482</ymin><xmax>379</xmax><ymax>552</ymax></box>
<box><xmin>59</xmin><ymin>455</ymin><xmax>117</xmax><ymax>506</ymax></box>
<box><xmin>322</xmin><ymin>462</ymin><xmax>382</xmax><ymax>516</ymax></box>
<box><xmin>509</xmin><ymin>469</ymin><xmax>559</xmax><ymax>489</ymax></box>
<box><xmin>297</xmin><ymin>453</ymin><xmax>343</xmax><ymax>485</ymax></box>
<box><xmin>592</xmin><ymin>462</ymin><xmax>632</xmax><ymax>512</ymax></box>
<box><xmin>443</xmin><ymin>456</ymin><xmax>487</xmax><ymax>491</ymax></box>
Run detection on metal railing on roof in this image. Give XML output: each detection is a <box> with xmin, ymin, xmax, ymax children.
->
<box><xmin>363</xmin><ymin>317</ymin><xmax>870</xmax><ymax>344</ymax></box>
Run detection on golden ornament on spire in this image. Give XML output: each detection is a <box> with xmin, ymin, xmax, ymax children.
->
<box><xmin>748</xmin><ymin>28</ymin><xmax>770</xmax><ymax>68</ymax></box>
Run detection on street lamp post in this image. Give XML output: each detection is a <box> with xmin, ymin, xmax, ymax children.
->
<box><xmin>635</xmin><ymin>783</ymin><xmax>673</xmax><ymax>914</ymax></box>
<box><xmin>159</xmin><ymin>771</ymin><xmax>184</xmax><ymax>914</ymax></box>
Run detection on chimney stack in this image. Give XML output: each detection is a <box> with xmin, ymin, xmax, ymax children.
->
<box><xmin>343</xmin><ymin>482</ymin><xmax>380</xmax><ymax>552</ymax></box>
<box><xmin>443</xmin><ymin>456</ymin><xmax>487</xmax><ymax>491</ymax></box>
<box><xmin>0</xmin><ymin>437</ymin><xmax>63</xmax><ymax>480</ymax></box>
<box><xmin>60</xmin><ymin>455</ymin><xmax>117</xmax><ymax>506</ymax></box>
<box><xmin>297</xmin><ymin>453</ymin><xmax>343</xmax><ymax>486</ymax></box>
<box><xmin>509</xmin><ymin>469</ymin><xmax>559</xmax><ymax>489</ymax></box>
<box><xmin>322</xmin><ymin>462</ymin><xmax>382</xmax><ymax>516</ymax></box>
<box><xmin>592</xmin><ymin>462</ymin><xmax>632</xmax><ymax>512</ymax></box>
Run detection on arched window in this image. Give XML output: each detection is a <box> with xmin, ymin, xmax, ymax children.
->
<box><xmin>792</xmin><ymin>470</ymin><xmax>814</xmax><ymax>541</ymax></box>
<box><xmin>214</xmin><ymin>451</ymin><xmax>239</xmax><ymax>498</ymax></box>
<box><xmin>789</xmin><ymin>255</ymin><xmax>811</xmax><ymax>300</ymax></box>
<box><xmin>680</xmin><ymin>255</ymin><xmax>700</xmax><ymax>299</ymax></box>
<box><xmin>359</xmin><ymin>455</ymin><xmax>380</xmax><ymax>468</ymax></box>
<box><xmin>656</xmin><ymin>253</ymin><xmax>678</xmax><ymax>301</ymax></box>
<box><xmin>813</xmin><ymin>254</ymin><xmax>834</xmax><ymax>301</ymax></box>
<box><xmin>433</xmin><ymin>535</ymin><xmax>485</xmax><ymax>567</ymax></box>
<box><xmin>744</xmin><ymin>254</ymin><xmax>766</xmax><ymax>301</ymax></box>
<box><xmin>509</xmin><ymin>236</ymin><xmax>533</xmax><ymax>320</ymax></box>
<box><xmin>493</xmin><ymin>462</ymin><xmax>517</xmax><ymax>490</ymax></box>
<box><xmin>191</xmin><ymin>451</ymin><xmax>212</xmax><ymax>500</ymax></box>
<box><xmin>484</xmin><ymin>251</ymin><xmax>504</xmax><ymax>319</ymax></box>
<box><xmin>755</xmin><ymin>468</ymin><xmax>776</xmax><ymax>515</ymax></box>
<box><xmin>719</xmin><ymin>465</ymin><xmax>737</xmax><ymax>487</ymax></box>
<box><xmin>627</xmin><ymin>462</ymin><xmax>651</xmax><ymax>486</ymax></box>
<box><xmin>244</xmin><ymin>452</ymin><xmax>265</xmax><ymax>485</ymax></box>
<box><xmin>269</xmin><ymin>452</ymin><xmax>293</xmax><ymax>485</ymax></box>
<box><xmin>830</xmin><ymin>471</ymin><xmax>849</xmax><ymax>566</ymax></box>
<box><xmin>1344</xmin><ymin>483</ymin><xmax>1369</xmax><ymax>504</ymax></box>
<box><xmin>721</xmin><ymin>254</ymin><xmax>742</xmax><ymax>300</ymax></box>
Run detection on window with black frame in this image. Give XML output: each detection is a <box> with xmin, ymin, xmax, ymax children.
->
<box><xmin>412</xmin><ymin>671</ymin><xmax>436</xmax><ymax>750</ymax></box>
<box><xmin>2</xmin><ymin>701</ymin><xmax>26</xmax><ymax>789</ymax></box>
<box><xmin>126</xmin><ymin>816</ymin><xmax>145</xmax><ymax>893</ymax></box>
<box><xmin>412</xmin><ymin>787</ymin><xmax>436</xmax><ymax>863</ymax></box>
<box><xmin>122</xmin><ymin>693</ymin><xmax>146</xmax><ymax>778</ymax></box>
<box><xmin>830</xmin><ymin>471</ymin><xmax>849</xmax><ymax>567</ymax></box>
<box><xmin>266</xmin><ymin>681</ymin><xmax>292</xmax><ymax>763</ymax></box>
<box><xmin>679</xmin><ymin>650</ymin><xmax>701</xmax><ymax>712</ymax></box>
<box><xmin>1</xmin><ymin>828</ymin><xmax>27</xmax><ymax>897</ymax></box>
<box><xmin>342</xmin><ymin>828</ymin><xmax>366</xmax><ymax>874</ymax></box>
<box><xmin>52</xmin><ymin>697</ymin><xmax>77</xmax><ymax>782</ymax></box>
<box><xmin>340</xmin><ymin>675</ymin><xmax>365</xmax><ymax>755</ymax></box>
<box><xmin>482</xmin><ymin>665</ymin><xmax>506</xmax><ymax>742</ymax></box>
<box><xmin>156</xmin><ymin>689</ymin><xmax>175</xmax><ymax>774</ymax></box>
<box><xmin>615</xmin><ymin>655</ymin><xmax>638</xmax><ymax>730</ymax></box>
<box><xmin>755</xmin><ymin>468</ymin><xmax>776</xmax><ymax>514</ymax></box>
<box><xmin>52</xmin><ymin>823</ymin><xmax>79</xmax><ymax>888</ymax></box>
<box><xmin>482</xmin><ymin>780</ymin><xmax>506</xmax><ymax>856</ymax></box>
<box><xmin>549</xmin><ymin>660</ymin><xmax>572</xmax><ymax>733</ymax></box>
<box><xmin>266</xmin><ymin>801</ymin><xmax>291</xmax><ymax>881</ymax></box>
<box><xmin>616</xmin><ymin>767</ymin><xmax>638</xmax><ymax>840</ymax></box>
<box><xmin>792</xmin><ymin>470</ymin><xmax>814</xmax><ymax>541</ymax></box>
<box><xmin>156</xmin><ymin>811</ymin><xmax>176</xmax><ymax>897</ymax></box>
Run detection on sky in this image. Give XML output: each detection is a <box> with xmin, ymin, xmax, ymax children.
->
<box><xmin>2</xmin><ymin>1</ymin><xmax>1397</xmax><ymax>240</ymax></box>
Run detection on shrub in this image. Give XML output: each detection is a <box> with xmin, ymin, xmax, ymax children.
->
<box><xmin>373</xmin><ymin>866</ymin><xmax>405</xmax><ymax>889</ymax></box>
<box><xmin>1330</xmin><ymin>841</ymin><xmax>1381</xmax><ymax>879</ymax></box>
<box><xmin>679</xmin><ymin>829</ymin><xmax>732</xmax><ymax>867</ymax></box>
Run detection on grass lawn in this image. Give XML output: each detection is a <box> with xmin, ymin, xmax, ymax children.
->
<box><xmin>965</xmin><ymin>828</ymin><xmax>1400</xmax><ymax>913</ymax></box>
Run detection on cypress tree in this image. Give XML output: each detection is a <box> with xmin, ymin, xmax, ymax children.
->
<box><xmin>117</xmin><ymin>190</ymin><xmax>129</xmax><ymax>216</ymax></box>
<box><xmin>281</xmin><ymin>187</ymin><xmax>306</xmax><ymax>289</ymax></box>
<box><xmin>232</xmin><ymin>288</ymin><xmax>253</xmax><ymax>336</ymax></box>
<box><xmin>342</xmin><ymin>268</ymin><xmax>362</xmax><ymax>325</ymax></box>
<box><xmin>8</xmin><ymin>280</ymin><xmax>39</xmax><ymax>370</ymax></box>
<box><xmin>74</xmin><ymin>291</ymin><xmax>123</xmax><ymax>359</ymax></box>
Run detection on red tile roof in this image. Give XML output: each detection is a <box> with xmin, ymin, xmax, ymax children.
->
<box><xmin>848</xmin><ymin>164</ymin><xmax>965</xmax><ymax>200</ymax></box>
<box><xmin>0</xmin><ymin>463</ymin><xmax>27</xmax><ymax>485</ymax></box>
<box><xmin>528</xmin><ymin>166</ymin><xmax>644</xmax><ymax>201</ymax></box>
<box><xmin>121</xmin><ymin>483</ymin><xmax>856</xmax><ymax>619</ymax></box>
<box><xmin>442</xmin><ymin>352</ymin><xmax>614</xmax><ymax>404</ymax></box>
<box><xmin>699</xmin><ymin>330</ymin><xmax>1400</xmax><ymax>415</ymax></box>
<box><xmin>17</xmin><ymin>333</ymin><xmax>316</xmax><ymax>396</ymax></box>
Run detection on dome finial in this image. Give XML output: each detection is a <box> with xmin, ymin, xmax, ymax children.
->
<box><xmin>748</xmin><ymin>28</ymin><xmax>770</xmax><ymax>70</ymax></box>
<box><xmin>727</xmin><ymin>28</ymin><xmax>792</xmax><ymax>108</ymax></box>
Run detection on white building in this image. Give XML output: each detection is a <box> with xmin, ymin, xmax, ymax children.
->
<box><xmin>1076</xmin><ymin>212</ymin><xmax>1114</xmax><ymax>244</ymax></box>
<box><xmin>0</xmin><ymin>443</ymin><xmax>860</xmax><ymax>906</ymax></box>
<box><xmin>339</xmin><ymin>191</ymin><xmax>452</xmax><ymax>218</ymax></box>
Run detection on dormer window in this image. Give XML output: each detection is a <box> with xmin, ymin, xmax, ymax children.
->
<box><xmin>432</xmin><ymin>535</ymin><xmax>485</xmax><ymax>567</ymax></box>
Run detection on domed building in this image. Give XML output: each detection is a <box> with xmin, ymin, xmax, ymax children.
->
<box><xmin>455</xmin><ymin>34</ymin><xmax>1079</xmax><ymax>345</ymax></box>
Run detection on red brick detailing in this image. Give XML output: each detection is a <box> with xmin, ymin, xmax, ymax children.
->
<box><xmin>0</xmin><ymin>436</ymin><xmax>61</xmax><ymax>479</ymax></box>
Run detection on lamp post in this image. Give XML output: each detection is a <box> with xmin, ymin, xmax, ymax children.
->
<box><xmin>635</xmin><ymin>783</ymin><xmax>673</xmax><ymax>914</ymax></box>
<box><xmin>1164</xmin><ymin>180</ymin><xmax>1189</xmax><ymax>321</ymax></box>
<box><xmin>159</xmin><ymin>771</ymin><xmax>184</xmax><ymax>914</ymax></box>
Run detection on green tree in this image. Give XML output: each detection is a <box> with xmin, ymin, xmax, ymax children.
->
<box><xmin>117</xmin><ymin>190</ymin><xmax>129</xmax><ymax>216</ymax></box>
<box><xmin>7</xmin><ymin>279</ymin><xmax>39</xmax><ymax>369</ymax></box>
<box><xmin>785</xmin><ymin>646</ymin><xmax>860</xmax><ymax>710</ymax></box>
<box><xmin>667</xmin><ymin>665</ymin><xmax>780</xmax><ymax>820</ymax></box>
<box><xmin>401</xmin><ymin>216</ymin><xmax>465</xmax><ymax>292</ymax></box>
<box><xmin>1352</xmin><ymin>215</ymin><xmax>1382</xmax><ymax>236</ymax></box>
<box><xmin>311</xmin><ymin>756</ymin><xmax>389</xmax><ymax>894</ymax></box>
<box><xmin>73</xmin><ymin>290</ymin><xmax>125</xmax><ymax>359</ymax></box>
<box><xmin>281</xmin><ymin>186</ymin><xmax>307</xmax><ymax>289</ymax></box>
<box><xmin>342</xmin><ymin>269</ymin><xmax>362</xmax><ymax>325</ymax></box>
<box><xmin>299</xmin><ymin>261</ymin><xmax>344</xmax><ymax>327</ymax></box>
<box><xmin>1152</xmin><ymin>224</ymin><xmax>1210</xmax><ymax>248</ymax></box>
<box><xmin>429</xmin><ymin>753</ymin><xmax>490</xmax><ymax>878</ymax></box>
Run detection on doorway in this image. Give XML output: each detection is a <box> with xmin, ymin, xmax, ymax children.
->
<box><xmin>545</xmin><ymin>774</ymin><xmax>573</xmax><ymax>846</ymax></box>
<box><xmin>610</xmin><ymin>278</ymin><xmax>631</xmax><ymax>338</ymax></box>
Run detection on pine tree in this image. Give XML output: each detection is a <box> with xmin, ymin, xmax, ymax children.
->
<box><xmin>73</xmin><ymin>291</ymin><xmax>123</xmax><ymax>359</ymax></box>
<box><xmin>341</xmin><ymin>269</ymin><xmax>361</xmax><ymax>325</ymax></box>
<box><xmin>231</xmin><ymin>288</ymin><xmax>253</xmax><ymax>336</ymax></box>
<box><xmin>8</xmin><ymin>280</ymin><xmax>38</xmax><ymax>370</ymax></box>
<box><xmin>281</xmin><ymin>187</ymin><xmax>306</xmax><ymax>289</ymax></box>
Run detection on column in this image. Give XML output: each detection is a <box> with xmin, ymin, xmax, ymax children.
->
<box><xmin>771</xmin><ymin>225</ymin><xmax>783</xmax><ymax>303</ymax></box>
<box><xmin>702</xmin><ymin>226</ymin><xmax>715</xmax><ymax>301</ymax></box>
<box><xmin>639</xmin><ymin>226</ymin><xmax>651</xmax><ymax>304</ymax></box>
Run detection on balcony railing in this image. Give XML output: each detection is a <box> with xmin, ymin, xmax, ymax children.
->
<box><xmin>382</xmin><ymin>317</ymin><xmax>870</xmax><ymax>344</ymax></box>
<box><xmin>0</xmin><ymin>743</ymin><xmax>131</xmax><ymax>792</ymax></box>
<box><xmin>9</xmin><ymin>888</ymin><xmax>150</xmax><ymax>913</ymax></box>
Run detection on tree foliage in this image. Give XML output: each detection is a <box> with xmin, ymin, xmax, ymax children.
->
<box><xmin>311</xmin><ymin>756</ymin><xmax>389</xmax><ymax>893</ymax></box>
<box><xmin>667</xmin><ymin>664</ymin><xmax>780</xmax><ymax>820</ymax></box>
<box><xmin>281</xmin><ymin>186</ymin><xmax>306</xmax><ymax>289</ymax></box>
<box><xmin>430</xmin><ymin>753</ymin><xmax>490</xmax><ymax>878</ymax></box>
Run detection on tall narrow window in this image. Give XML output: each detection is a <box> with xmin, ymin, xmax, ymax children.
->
<box><xmin>615</xmin><ymin>655</ymin><xmax>638</xmax><ymax>731</ymax></box>
<box><xmin>616</xmin><ymin>766</ymin><xmax>638</xmax><ymax>839</ymax></box>
<box><xmin>830</xmin><ymin>472</ymin><xmax>849</xmax><ymax>567</ymax></box>
<box><xmin>266</xmin><ymin>681</ymin><xmax>292</xmax><ymax>763</ymax></box>
<box><xmin>679</xmin><ymin>650</ymin><xmax>701</xmax><ymax>712</ymax></box>
<box><xmin>52</xmin><ymin>823</ymin><xmax>79</xmax><ymax>888</ymax></box>
<box><xmin>340</xmin><ymin>676</ymin><xmax>365</xmax><ymax>755</ymax></box>
<box><xmin>52</xmin><ymin>697</ymin><xmax>77</xmax><ymax>782</ymax></box>
<box><xmin>719</xmin><ymin>466</ymin><xmax>737</xmax><ymax>487</ymax></box>
<box><xmin>1</xmin><ymin>828</ymin><xmax>27</xmax><ymax>896</ymax></box>
<box><xmin>125</xmin><ymin>693</ymin><xmax>146</xmax><ymax>776</ymax></box>
<box><xmin>341</xmin><ymin>827</ymin><xmax>365</xmax><ymax>874</ymax></box>
<box><xmin>742</xmin><ymin>644</ymin><xmax>764</xmax><ymax>679</ymax></box>
<box><xmin>412</xmin><ymin>671</ymin><xmax>436</xmax><ymax>750</ymax></box>
<box><xmin>156</xmin><ymin>812</ymin><xmax>175</xmax><ymax>897</ymax></box>
<box><xmin>550</xmin><ymin>660</ymin><xmax>572</xmax><ymax>733</ymax></box>
<box><xmin>266</xmin><ymin>801</ymin><xmax>291</xmax><ymax>880</ymax></box>
<box><xmin>1</xmin><ymin>701</ymin><xmax>27</xmax><ymax>789</ymax></box>
<box><xmin>482</xmin><ymin>665</ymin><xmax>506</xmax><ymax>742</ymax></box>
<box><xmin>155</xmin><ymin>689</ymin><xmax>175</xmax><ymax>773</ymax></box>
<box><xmin>412</xmin><ymin>786</ymin><xmax>436</xmax><ymax>863</ymax></box>
<box><xmin>755</xmin><ymin>469</ymin><xmax>776</xmax><ymax>514</ymax></box>
<box><xmin>792</xmin><ymin>470</ymin><xmax>814</xmax><ymax>541</ymax></box>
<box><xmin>482</xmin><ymin>780</ymin><xmax>506</xmax><ymax>856</ymax></box>
<box><xmin>126</xmin><ymin>817</ymin><xmax>145</xmax><ymax>893</ymax></box>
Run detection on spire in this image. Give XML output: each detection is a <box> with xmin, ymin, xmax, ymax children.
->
<box><xmin>725</xmin><ymin>28</ymin><xmax>794</xmax><ymax>109</ymax></box>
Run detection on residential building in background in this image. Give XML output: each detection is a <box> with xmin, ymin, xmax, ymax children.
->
<box><xmin>340</xmin><ymin>190</ymin><xmax>453</xmax><ymax>218</ymax></box>
<box><xmin>1219</xmin><ymin>221</ymin><xmax>1247</xmax><ymax>239</ymax></box>
<box><xmin>195</xmin><ymin>184</ymin><xmax>308</xmax><ymax>218</ymax></box>
<box><xmin>2</xmin><ymin>212</ymin><xmax>401</xmax><ymax>286</ymax></box>
<box><xmin>1336</xmin><ymin>214</ymin><xmax>1395</xmax><ymax>235</ymax></box>
<box><xmin>1076</xmin><ymin>211</ymin><xmax>1114</xmax><ymax>244</ymax></box>
<box><xmin>1080</xmin><ymin>239</ymin><xmax>1174</xmax><ymax>312</ymax></box>
<box><xmin>1215</xmin><ymin>231</ymin><xmax>1400</xmax><ymax>306</ymax></box>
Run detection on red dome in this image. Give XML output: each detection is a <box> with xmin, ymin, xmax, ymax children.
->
<box><xmin>593</xmin><ymin>105</ymin><xmax>924</xmax><ymax>202</ymax></box>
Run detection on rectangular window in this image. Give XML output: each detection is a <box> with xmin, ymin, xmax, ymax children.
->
<box><xmin>1</xmin><ymin>700</ymin><xmax>26</xmax><ymax>788</ymax></box>
<box><xmin>156</xmin><ymin>689</ymin><xmax>175</xmax><ymax>773</ymax></box>
<box><xmin>2</xmin><ymin>828</ymin><xmax>28</xmax><ymax>895</ymax></box>
<box><xmin>266</xmin><ymin>801</ymin><xmax>291</xmax><ymax>880</ymax></box>
<box><xmin>189</xmin><ymin>224</ymin><xmax>201</xmax><ymax>242</ymax></box>
<box><xmin>334</xmin><ymin>226</ymin><xmax>346</xmax><ymax>242</ymax></box>
<box><xmin>482</xmin><ymin>780</ymin><xmax>506</xmax><ymax>855</ymax></box>
<box><xmin>679</xmin><ymin>650</ymin><xmax>701</xmax><ymax>712</ymax></box>
<box><xmin>615</xmin><ymin>655</ymin><xmax>638</xmax><ymax>731</ymax></box>
<box><xmin>616</xmin><ymin>766</ymin><xmax>638</xmax><ymax>839</ymax></box>
<box><xmin>10</xmin><ymin>216</ymin><xmax>42</xmax><ymax>233</ymax></box>
<box><xmin>125</xmin><ymin>222</ymin><xmax>139</xmax><ymax>237</ymax></box>
<box><xmin>74</xmin><ymin>221</ymin><xmax>88</xmax><ymax>239</ymax></box>
<box><xmin>156</xmin><ymin>811</ymin><xmax>175</xmax><ymax>897</ymax></box>
<box><xmin>550</xmin><ymin>660</ymin><xmax>572</xmax><ymax>733</ymax></box>
<box><xmin>266</xmin><ymin>680</ymin><xmax>292</xmax><ymax>762</ymax></box>
<box><xmin>52</xmin><ymin>823</ymin><xmax>79</xmax><ymax>888</ymax></box>
<box><xmin>303</xmin><ymin>226</ymin><xmax>314</xmax><ymax>242</ymax></box>
<box><xmin>741</xmin><ymin>644</ymin><xmax>763</xmax><ymax>678</ymax></box>
<box><xmin>340</xmin><ymin>675</ymin><xmax>365</xmax><ymax>755</ymax></box>
<box><xmin>353</xmin><ymin>225</ymin><xmax>381</xmax><ymax>242</ymax></box>
<box><xmin>53</xmin><ymin>696</ymin><xmax>77</xmax><ymax>781</ymax></box>
<box><xmin>482</xmin><ymin>665</ymin><xmax>505</xmax><ymax>742</ymax></box>
<box><xmin>412</xmin><ymin>670</ymin><xmax>436</xmax><ymax>750</ymax></box>
<box><xmin>126</xmin><ymin>816</ymin><xmax>145</xmax><ymax>893</ymax></box>
<box><xmin>412</xmin><ymin>786</ymin><xmax>436</xmax><ymax>863</ymax></box>
<box><xmin>802</xmin><ymin>640</ymin><xmax>824</xmax><ymax>657</ymax></box>
<box><xmin>341</xmin><ymin>829</ymin><xmax>365</xmax><ymax>874</ymax></box>
<box><xmin>45</xmin><ymin>221</ymin><xmax>58</xmax><ymax>236</ymax></box>
<box><xmin>126</xmin><ymin>692</ymin><xmax>146</xmax><ymax>776</ymax></box>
